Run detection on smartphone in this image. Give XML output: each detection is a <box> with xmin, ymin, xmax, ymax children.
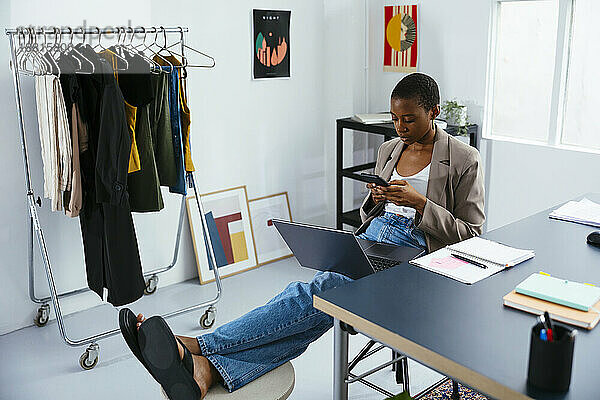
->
<box><xmin>359</xmin><ymin>173</ymin><xmax>389</xmax><ymax>187</ymax></box>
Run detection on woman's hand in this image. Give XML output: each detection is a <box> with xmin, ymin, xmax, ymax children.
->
<box><xmin>366</xmin><ymin>183</ymin><xmax>386</xmax><ymax>204</ymax></box>
<box><xmin>379</xmin><ymin>180</ymin><xmax>427</xmax><ymax>214</ymax></box>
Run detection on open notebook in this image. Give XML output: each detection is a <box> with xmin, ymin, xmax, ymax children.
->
<box><xmin>410</xmin><ymin>237</ymin><xmax>535</xmax><ymax>284</ymax></box>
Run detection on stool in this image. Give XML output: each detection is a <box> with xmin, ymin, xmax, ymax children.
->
<box><xmin>161</xmin><ymin>362</ymin><xmax>295</xmax><ymax>400</ymax></box>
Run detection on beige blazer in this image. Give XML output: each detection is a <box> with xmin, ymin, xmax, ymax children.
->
<box><xmin>357</xmin><ymin>126</ymin><xmax>485</xmax><ymax>252</ymax></box>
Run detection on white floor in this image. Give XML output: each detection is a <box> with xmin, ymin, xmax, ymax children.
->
<box><xmin>0</xmin><ymin>258</ymin><xmax>443</xmax><ymax>400</ymax></box>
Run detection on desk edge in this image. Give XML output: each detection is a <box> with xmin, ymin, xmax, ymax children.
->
<box><xmin>313</xmin><ymin>294</ymin><xmax>531</xmax><ymax>400</ymax></box>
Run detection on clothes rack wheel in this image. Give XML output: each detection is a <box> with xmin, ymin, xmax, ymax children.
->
<box><xmin>199</xmin><ymin>306</ymin><xmax>216</xmax><ymax>329</ymax></box>
<box><xmin>79</xmin><ymin>343</ymin><xmax>99</xmax><ymax>370</ymax></box>
<box><xmin>144</xmin><ymin>275</ymin><xmax>159</xmax><ymax>295</ymax></box>
<box><xmin>33</xmin><ymin>304</ymin><xmax>50</xmax><ymax>327</ymax></box>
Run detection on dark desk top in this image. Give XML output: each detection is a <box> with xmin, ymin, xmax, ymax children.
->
<box><xmin>315</xmin><ymin>194</ymin><xmax>600</xmax><ymax>399</ymax></box>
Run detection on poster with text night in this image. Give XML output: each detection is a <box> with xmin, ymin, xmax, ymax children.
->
<box><xmin>253</xmin><ymin>9</ymin><xmax>290</xmax><ymax>79</ymax></box>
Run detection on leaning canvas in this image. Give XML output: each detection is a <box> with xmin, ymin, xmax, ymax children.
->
<box><xmin>248</xmin><ymin>192</ymin><xmax>293</xmax><ymax>265</ymax></box>
<box><xmin>186</xmin><ymin>186</ymin><xmax>257</xmax><ymax>284</ymax></box>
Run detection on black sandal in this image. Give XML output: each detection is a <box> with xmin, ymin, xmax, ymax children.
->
<box><xmin>138</xmin><ymin>316</ymin><xmax>203</xmax><ymax>400</ymax></box>
<box><xmin>119</xmin><ymin>308</ymin><xmax>155</xmax><ymax>377</ymax></box>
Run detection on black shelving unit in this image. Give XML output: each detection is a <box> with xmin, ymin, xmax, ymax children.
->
<box><xmin>336</xmin><ymin>117</ymin><xmax>478</xmax><ymax>230</ymax></box>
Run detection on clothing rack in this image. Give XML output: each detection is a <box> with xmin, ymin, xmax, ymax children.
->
<box><xmin>5</xmin><ymin>25</ymin><xmax>222</xmax><ymax>370</ymax></box>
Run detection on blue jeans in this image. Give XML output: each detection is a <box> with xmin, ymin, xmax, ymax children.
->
<box><xmin>166</xmin><ymin>68</ymin><xmax>186</xmax><ymax>195</ymax></box>
<box><xmin>197</xmin><ymin>214</ymin><xmax>427</xmax><ymax>391</ymax></box>
<box><xmin>358</xmin><ymin>212</ymin><xmax>427</xmax><ymax>249</ymax></box>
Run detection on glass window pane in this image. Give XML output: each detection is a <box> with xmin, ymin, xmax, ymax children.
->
<box><xmin>491</xmin><ymin>0</ymin><xmax>558</xmax><ymax>141</ymax></box>
<box><xmin>562</xmin><ymin>0</ymin><xmax>600</xmax><ymax>150</ymax></box>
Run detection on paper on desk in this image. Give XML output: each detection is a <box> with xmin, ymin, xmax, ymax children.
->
<box><xmin>549</xmin><ymin>198</ymin><xmax>600</xmax><ymax>228</ymax></box>
<box><xmin>410</xmin><ymin>248</ymin><xmax>505</xmax><ymax>284</ymax></box>
<box><xmin>430</xmin><ymin>256</ymin><xmax>467</xmax><ymax>270</ymax></box>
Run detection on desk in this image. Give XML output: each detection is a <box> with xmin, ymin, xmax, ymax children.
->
<box><xmin>314</xmin><ymin>194</ymin><xmax>600</xmax><ymax>399</ymax></box>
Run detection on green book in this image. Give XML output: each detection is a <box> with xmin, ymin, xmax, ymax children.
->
<box><xmin>515</xmin><ymin>273</ymin><xmax>600</xmax><ymax>311</ymax></box>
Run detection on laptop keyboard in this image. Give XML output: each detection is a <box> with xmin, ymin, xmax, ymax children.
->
<box><xmin>368</xmin><ymin>256</ymin><xmax>399</xmax><ymax>272</ymax></box>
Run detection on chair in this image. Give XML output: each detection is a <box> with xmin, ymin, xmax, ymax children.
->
<box><xmin>162</xmin><ymin>361</ymin><xmax>295</xmax><ymax>400</ymax></box>
<box><xmin>341</xmin><ymin>320</ymin><xmax>460</xmax><ymax>399</ymax></box>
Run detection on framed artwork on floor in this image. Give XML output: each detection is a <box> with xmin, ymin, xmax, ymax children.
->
<box><xmin>248</xmin><ymin>192</ymin><xmax>293</xmax><ymax>265</ymax></box>
<box><xmin>186</xmin><ymin>186</ymin><xmax>257</xmax><ymax>284</ymax></box>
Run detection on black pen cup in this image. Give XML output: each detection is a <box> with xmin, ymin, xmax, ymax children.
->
<box><xmin>527</xmin><ymin>321</ymin><xmax>576</xmax><ymax>392</ymax></box>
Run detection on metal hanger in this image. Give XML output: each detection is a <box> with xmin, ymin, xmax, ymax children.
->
<box><xmin>76</xmin><ymin>27</ymin><xmax>95</xmax><ymax>74</ymax></box>
<box><xmin>40</xmin><ymin>28</ymin><xmax>61</xmax><ymax>76</ymax></box>
<box><xmin>63</xmin><ymin>27</ymin><xmax>95</xmax><ymax>74</ymax></box>
<box><xmin>124</xmin><ymin>26</ymin><xmax>161</xmax><ymax>74</ymax></box>
<box><xmin>156</xmin><ymin>26</ymin><xmax>184</xmax><ymax>62</ymax></box>
<box><xmin>131</xmin><ymin>26</ymin><xmax>166</xmax><ymax>74</ymax></box>
<box><xmin>166</xmin><ymin>26</ymin><xmax>216</xmax><ymax>69</ymax></box>
<box><xmin>142</xmin><ymin>26</ymin><xmax>174</xmax><ymax>73</ymax></box>
<box><xmin>93</xmin><ymin>26</ymin><xmax>128</xmax><ymax>71</ymax></box>
<box><xmin>20</xmin><ymin>28</ymin><xmax>46</xmax><ymax>76</ymax></box>
<box><xmin>14</xmin><ymin>28</ymin><xmax>32</xmax><ymax>75</ymax></box>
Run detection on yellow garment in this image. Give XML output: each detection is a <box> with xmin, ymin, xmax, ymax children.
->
<box><xmin>99</xmin><ymin>49</ymin><xmax>141</xmax><ymax>173</ymax></box>
<box><xmin>153</xmin><ymin>54</ymin><xmax>195</xmax><ymax>172</ymax></box>
<box><xmin>179</xmin><ymin>80</ymin><xmax>194</xmax><ymax>172</ymax></box>
<box><xmin>124</xmin><ymin>101</ymin><xmax>140</xmax><ymax>173</ymax></box>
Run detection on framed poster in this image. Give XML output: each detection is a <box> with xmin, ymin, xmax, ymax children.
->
<box><xmin>248</xmin><ymin>192</ymin><xmax>293</xmax><ymax>265</ymax></box>
<box><xmin>384</xmin><ymin>5</ymin><xmax>418</xmax><ymax>72</ymax></box>
<box><xmin>252</xmin><ymin>9</ymin><xmax>291</xmax><ymax>79</ymax></box>
<box><xmin>186</xmin><ymin>186</ymin><xmax>257</xmax><ymax>284</ymax></box>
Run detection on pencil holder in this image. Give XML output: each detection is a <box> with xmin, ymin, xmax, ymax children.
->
<box><xmin>527</xmin><ymin>321</ymin><xmax>576</xmax><ymax>392</ymax></box>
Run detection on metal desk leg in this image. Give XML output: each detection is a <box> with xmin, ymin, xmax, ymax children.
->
<box><xmin>333</xmin><ymin>318</ymin><xmax>349</xmax><ymax>400</ymax></box>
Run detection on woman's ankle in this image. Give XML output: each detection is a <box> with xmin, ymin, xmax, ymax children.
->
<box><xmin>176</xmin><ymin>335</ymin><xmax>202</xmax><ymax>355</ymax></box>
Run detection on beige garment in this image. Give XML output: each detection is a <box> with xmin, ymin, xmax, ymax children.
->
<box><xmin>53</xmin><ymin>77</ymin><xmax>71</xmax><ymax>194</ymax></box>
<box><xmin>64</xmin><ymin>103</ymin><xmax>83</xmax><ymax>217</ymax></box>
<box><xmin>358</xmin><ymin>126</ymin><xmax>485</xmax><ymax>252</ymax></box>
<box><xmin>35</xmin><ymin>76</ymin><xmax>55</xmax><ymax>203</ymax></box>
<box><xmin>34</xmin><ymin>75</ymin><xmax>71</xmax><ymax>212</ymax></box>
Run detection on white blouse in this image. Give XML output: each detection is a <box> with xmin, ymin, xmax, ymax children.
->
<box><xmin>384</xmin><ymin>163</ymin><xmax>430</xmax><ymax>220</ymax></box>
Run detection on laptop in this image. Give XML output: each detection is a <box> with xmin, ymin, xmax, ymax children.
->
<box><xmin>272</xmin><ymin>219</ymin><xmax>425</xmax><ymax>280</ymax></box>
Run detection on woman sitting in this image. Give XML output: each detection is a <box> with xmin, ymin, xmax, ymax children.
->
<box><xmin>120</xmin><ymin>72</ymin><xmax>485</xmax><ymax>400</ymax></box>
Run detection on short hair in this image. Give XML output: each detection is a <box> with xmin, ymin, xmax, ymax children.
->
<box><xmin>390</xmin><ymin>73</ymin><xmax>440</xmax><ymax>112</ymax></box>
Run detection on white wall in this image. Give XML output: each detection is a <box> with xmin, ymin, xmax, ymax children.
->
<box><xmin>4</xmin><ymin>0</ymin><xmax>598</xmax><ymax>336</ymax></box>
<box><xmin>0</xmin><ymin>0</ymin><xmax>368</xmax><ymax>335</ymax></box>
<box><xmin>364</xmin><ymin>0</ymin><xmax>600</xmax><ymax>231</ymax></box>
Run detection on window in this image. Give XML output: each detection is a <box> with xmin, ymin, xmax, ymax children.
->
<box><xmin>561</xmin><ymin>0</ymin><xmax>600</xmax><ymax>149</ymax></box>
<box><xmin>486</xmin><ymin>0</ymin><xmax>600</xmax><ymax>151</ymax></box>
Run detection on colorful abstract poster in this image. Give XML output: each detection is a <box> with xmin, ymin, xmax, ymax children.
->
<box><xmin>384</xmin><ymin>5</ymin><xmax>418</xmax><ymax>72</ymax></box>
<box><xmin>186</xmin><ymin>186</ymin><xmax>257</xmax><ymax>284</ymax></box>
<box><xmin>253</xmin><ymin>9</ymin><xmax>291</xmax><ymax>79</ymax></box>
<box><xmin>248</xmin><ymin>192</ymin><xmax>293</xmax><ymax>265</ymax></box>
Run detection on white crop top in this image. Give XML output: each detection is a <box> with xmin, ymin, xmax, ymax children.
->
<box><xmin>384</xmin><ymin>163</ymin><xmax>430</xmax><ymax>220</ymax></box>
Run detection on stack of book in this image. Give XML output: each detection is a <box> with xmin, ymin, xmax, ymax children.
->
<box><xmin>503</xmin><ymin>272</ymin><xmax>600</xmax><ymax>329</ymax></box>
<box><xmin>351</xmin><ymin>113</ymin><xmax>392</xmax><ymax>124</ymax></box>
<box><xmin>549</xmin><ymin>198</ymin><xmax>600</xmax><ymax>228</ymax></box>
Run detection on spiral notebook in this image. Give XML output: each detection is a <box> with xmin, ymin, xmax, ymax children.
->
<box><xmin>410</xmin><ymin>237</ymin><xmax>534</xmax><ymax>284</ymax></box>
<box><xmin>447</xmin><ymin>237</ymin><xmax>535</xmax><ymax>268</ymax></box>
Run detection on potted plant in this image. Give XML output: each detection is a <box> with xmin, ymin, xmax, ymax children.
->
<box><xmin>441</xmin><ymin>99</ymin><xmax>469</xmax><ymax>136</ymax></box>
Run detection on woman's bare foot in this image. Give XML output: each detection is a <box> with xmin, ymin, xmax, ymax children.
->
<box><xmin>176</xmin><ymin>335</ymin><xmax>202</xmax><ymax>355</ymax></box>
<box><xmin>176</xmin><ymin>341</ymin><xmax>221</xmax><ymax>398</ymax></box>
<box><xmin>136</xmin><ymin>313</ymin><xmax>222</xmax><ymax>398</ymax></box>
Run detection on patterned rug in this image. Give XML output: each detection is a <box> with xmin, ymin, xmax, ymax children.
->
<box><xmin>421</xmin><ymin>380</ymin><xmax>489</xmax><ymax>400</ymax></box>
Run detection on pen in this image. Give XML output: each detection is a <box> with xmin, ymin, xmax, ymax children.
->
<box><xmin>544</xmin><ymin>311</ymin><xmax>554</xmax><ymax>342</ymax></box>
<box><xmin>450</xmin><ymin>253</ymin><xmax>488</xmax><ymax>269</ymax></box>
